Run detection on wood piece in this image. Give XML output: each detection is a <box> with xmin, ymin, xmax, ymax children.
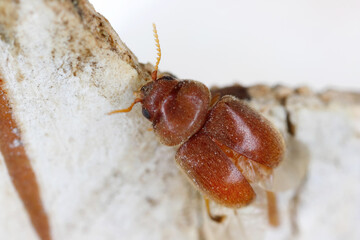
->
<box><xmin>0</xmin><ymin>1</ymin><xmax>359</xmax><ymax>240</ymax></box>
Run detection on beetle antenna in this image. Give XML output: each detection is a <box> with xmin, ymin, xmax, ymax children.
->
<box><xmin>107</xmin><ymin>98</ymin><xmax>142</xmax><ymax>115</ymax></box>
<box><xmin>151</xmin><ymin>23</ymin><xmax>161</xmax><ymax>81</ymax></box>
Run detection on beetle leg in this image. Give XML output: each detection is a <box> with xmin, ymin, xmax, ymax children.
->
<box><xmin>266</xmin><ymin>191</ymin><xmax>280</xmax><ymax>227</ymax></box>
<box><xmin>204</xmin><ymin>197</ymin><xmax>226</xmax><ymax>223</ymax></box>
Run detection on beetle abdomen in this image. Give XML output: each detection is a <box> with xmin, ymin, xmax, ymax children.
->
<box><xmin>176</xmin><ymin>131</ymin><xmax>255</xmax><ymax>208</ymax></box>
<box><xmin>175</xmin><ymin>96</ymin><xmax>284</xmax><ymax>206</ymax></box>
<box><xmin>203</xmin><ymin>96</ymin><xmax>285</xmax><ymax>168</ymax></box>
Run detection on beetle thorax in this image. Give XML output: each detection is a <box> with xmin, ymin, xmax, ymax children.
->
<box><xmin>140</xmin><ymin>76</ymin><xmax>211</xmax><ymax>146</ymax></box>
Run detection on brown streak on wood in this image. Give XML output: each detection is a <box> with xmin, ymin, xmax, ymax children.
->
<box><xmin>0</xmin><ymin>79</ymin><xmax>51</xmax><ymax>240</ymax></box>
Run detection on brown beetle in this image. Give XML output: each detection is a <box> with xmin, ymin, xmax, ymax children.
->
<box><xmin>109</xmin><ymin>24</ymin><xmax>285</xmax><ymax>224</ymax></box>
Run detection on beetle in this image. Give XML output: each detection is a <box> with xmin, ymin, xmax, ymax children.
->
<box><xmin>109</xmin><ymin>24</ymin><xmax>285</xmax><ymax>224</ymax></box>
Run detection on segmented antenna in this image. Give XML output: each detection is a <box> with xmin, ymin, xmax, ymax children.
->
<box><xmin>152</xmin><ymin>23</ymin><xmax>161</xmax><ymax>80</ymax></box>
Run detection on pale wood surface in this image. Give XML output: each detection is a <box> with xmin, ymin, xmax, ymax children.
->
<box><xmin>0</xmin><ymin>1</ymin><xmax>359</xmax><ymax>240</ymax></box>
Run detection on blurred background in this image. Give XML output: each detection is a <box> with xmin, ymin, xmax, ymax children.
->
<box><xmin>91</xmin><ymin>0</ymin><xmax>360</xmax><ymax>91</ymax></box>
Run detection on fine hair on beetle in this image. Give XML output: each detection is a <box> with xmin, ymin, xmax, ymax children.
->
<box><xmin>109</xmin><ymin>24</ymin><xmax>285</xmax><ymax>225</ymax></box>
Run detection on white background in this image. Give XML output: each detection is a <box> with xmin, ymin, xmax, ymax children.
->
<box><xmin>91</xmin><ymin>0</ymin><xmax>360</xmax><ymax>91</ymax></box>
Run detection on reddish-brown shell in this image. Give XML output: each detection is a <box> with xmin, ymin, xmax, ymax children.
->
<box><xmin>175</xmin><ymin>96</ymin><xmax>284</xmax><ymax>207</ymax></box>
<box><xmin>140</xmin><ymin>76</ymin><xmax>284</xmax><ymax>207</ymax></box>
<box><xmin>176</xmin><ymin>131</ymin><xmax>255</xmax><ymax>208</ymax></box>
<box><xmin>141</xmin><ymin>77</ymin><xmax>210</xmax><ymax>146</ymax></box>
<box><xmin>203</xmin><ymin>96</ymin><xmax>284</xmax><ymax>168</ymax></box>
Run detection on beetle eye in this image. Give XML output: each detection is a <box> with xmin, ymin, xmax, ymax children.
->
<box><xmin>159</xmin><ymin>75</ymin><xmax>175</xmax><ymax>81</ymax></box>
<box><xmin>141</xmin><ymin>85</ymin><xmax>148</xmax><ymax>93</ymax></box>
<box><xmin>142</xmin><ymin>108</ymin><xmax>151</xmax><ymax>119</ymax></box>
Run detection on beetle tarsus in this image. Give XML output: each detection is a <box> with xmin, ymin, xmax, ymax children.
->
<box><xmin>266</xmin><ymin>191</ymin><xmax>280</xmax><ymax>227</ymax></box>
<box><xmin>204</xmin><ymin>198</ymin><xmax>226</xmax><ymax>223</ymax></box>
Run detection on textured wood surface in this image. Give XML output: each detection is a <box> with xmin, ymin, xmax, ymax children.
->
<box><xmin>0</xmin><ymin>1</ymin><xmax>359</xmax><ymax>240</ymax></box>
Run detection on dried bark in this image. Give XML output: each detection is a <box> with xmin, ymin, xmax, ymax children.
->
<box><xmin>0</xmin><ymin>1</ymin><xmax>359</xmax><ymax>240</ymax></box>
